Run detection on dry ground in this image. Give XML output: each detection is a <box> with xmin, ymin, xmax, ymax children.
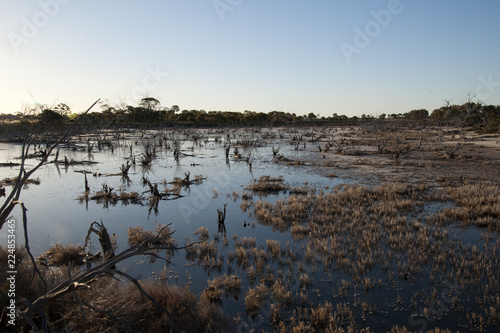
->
<box><xmin>288</xmin><ymin>126</ymin><xmax>500</xmax><ymax>186</ymax></box>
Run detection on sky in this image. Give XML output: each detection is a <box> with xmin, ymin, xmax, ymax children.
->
<box><xmin>1</xmin><ymin>0</ymin><xmax>499</xmax><ymax>118</ymax></box>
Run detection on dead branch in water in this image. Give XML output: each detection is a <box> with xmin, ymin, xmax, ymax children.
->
<box><xmin>17</xmin><ymin>224</ymin><xmax>193</xmax><ymax>332</ymax></box>
<box><xmin>84</xmin><ymin>220</ymin><xmax>116</xmax><ymax>263</ymax></box>
<box><xmin>0</xmin><ymin>99</ymin><xmax>100</xmax><ymax>229</ymax></box>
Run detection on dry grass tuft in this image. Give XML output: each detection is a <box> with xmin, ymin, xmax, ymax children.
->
<box><xmin>194</xmin><ymin>226</ymin><xmax>210</xmax><ymax>241</ymax></box>
<box><xmin>245</xmin><ymin>175</ymin><xmax>288</xmax><ymax>193</ymax></box>
<box><xmin>201</xmin><ymin>274</ymin><xmax>241</xmax><ymax>303</ymax></box>
<box><xmin>127</xmin><ymin>223</ymin><xmax>176</xmax><ymax>247</ymax></box>
<box><xmin>244</xmin><ymin>283</ymin><xmax>269</xmax><ymax>315</ymax></box>
<box><xmin>434</xmin><ymin>182</ymin><xmax>500</xmax><ymax>230</ymax></box>
<box><xmin>38</xmin><ymin>243</ymin><xmax>86</xmax><ymax>265</ymax></box>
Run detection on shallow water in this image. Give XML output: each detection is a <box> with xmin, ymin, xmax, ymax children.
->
<box><xmin>0</xmin><ymin>131</ymin><xmax>497</xmax><ymax>332</ymax></box>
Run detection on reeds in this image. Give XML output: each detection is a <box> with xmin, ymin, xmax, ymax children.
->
<box><xmin>127</xmin><ymin>223</ymin><xmax>176</xmax><ymax>246</ymax></box>
<box><xmin>244</xmin><ymin>283</ymin><xmax>269</xmax><ymax>315</ymax></box>
<box><xmin>38</xmin><ymin>243</ymin><xmax>85</xmax><ymax>265</ymax></box>
<box><xmin>245</xmin><ymin>175</ymin><xmax>288</xmax><ymax>193</ymax></box>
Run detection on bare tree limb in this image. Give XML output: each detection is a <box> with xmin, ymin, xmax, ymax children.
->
<box><xmin>0</xmin><ymin>98</ymin><xmax>101</xmax><ymax>229</ymax></box>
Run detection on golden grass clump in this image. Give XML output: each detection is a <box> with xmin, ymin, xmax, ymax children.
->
<box><xmin>1</xmin><ymin>176</ymin><xmax>41</xmax><ymax>186</ymax></box>
<box><xmin>271</xmin><ymin>280</ymin><xmax>292</xmax><ymax>305</ymax></box>
<box><xmin>119</xmin><ymin>190</ymin><xmax>140</xmax><ymax>200</ymax></box>
<box><xmin>438</xmin><ymin>182</ymin><xmax>500</xmax><ymax>230</ymax></box>
<box><xmin>223</xmin><ymin>274</ymin><xmax>241</xmax><ymax>295</ymax></box>
<box><xmin>194</xmin><ymin>226</ymin><xmax>210</xmax><ymax>241</ymax></box>
<box><xmin>245</xmin><ymin>175</ymin><xmax>288</xmax><ymax>193</ymax></box>
<box><xmin>202</xmin><ymin>274</ymin><xmax>241</xmax><ymax>303</ymax></box>
<box><xmin>299</xmin><ymin>273</ymin><xmax>313</xmax><ymax>289</ymax></box>
<box><xmin>244</xmin><ymin>283</ymin><xmax>269</xmax><ymax>315</ymax></box>
<box><xmin>310</xmin><ymin>301</ymin><xmax>334</xmax><ymax>330</ymax></box>
<box><xmin>185</xmin><ymin>239</ymin><xmax>223</xmax><ymax>271</ymax></box>
<box><xmin>64</xmin><ymin>279</ymin><xmax>232</xmax><ymax>332</ymax></box>
<box><xmin>246</xmin><ymin>266</ymin><xmax>257</xmax><ymax>284</ymax></box>
<box><xmin>201</xmin><ymin>276</ymin><xmax>225</xmax><ymax>302</ymax></box>
<box><xmin>234</xmin><ymin>246</ymin><xmax>249</xmax><ymax>268</ymax></box>
<box><xmin>266</xmin><ymin>239</ymin><xmax>281</xmax><ymax>258</ymax></box>
<box><xmin>38</xmin><ymin>243</ymin><xmax>85</xmax><ymax>265</ymax></box>
<box><xmin>237</xmin><ymin>236</ymin><xmax>256</xmax><ymax>248</ymax></box>
<box><xmin>127</xmin><ymin>223</ymin><xmax>176</xmax><ymax>246</ymax></box>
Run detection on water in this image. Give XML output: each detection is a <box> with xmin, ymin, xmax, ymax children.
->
<box><xmin>0</xmin><ymin>130</ymin><xmax>497</xmax><ymax>332</ymax></box>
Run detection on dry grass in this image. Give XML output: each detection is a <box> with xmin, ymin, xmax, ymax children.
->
<box><xmin>1</xmin><ymin>176</ymin><xmax>41</xmax><ymax>186</ymax></box>
<box><xmin>244</xmin><ymin>283</ymin><xmax>269</xmax><ymax>315</ymax></box>
<box><xmin>194</xmin><ymin>226</ymin><xmax>210</xmax><ymax>241</ymax></box>
<box><xmin>68</xmin><ymin>279</ymin><xmax>232</xmax><ymax>332</ymax></box>
<box><xmin>245</xmin><ymin>175</ymin><xmax>288</xmax><ymax>193</ymax></box>
<box><xmin>127</xmin><ymin>223</ymin><xmax>176</xmax><ymax>247</ymax></box>
<box><xmin>271</xmin><ymin>280</ymin><xmax>292</xmax><ymax>305</ymax></box>
<box><xmin>38</xmin><ymin>243</ymin><xmax>86</xmax><ymax>265</ymax></box>
<box><xmin>431</xmin><ymin>182</ymin><xmax>500</xmax><ymax>230</ymax></box>
<box><xmin>1</xmin><ymin>247</ymin><xmax>232</xmax><ymax>332</ymax></box>
<box><xmin>185</xmin><ymin>239</ymin><xmax>223</xmax><ymax>271</ymax></box>
<box><xmin>1</xmin><ymin>247</ymin><xmax>65</xmax><ymax>303</ymax></box>
<box><xmin>248</xmin><ymin>179</ymin><xmax>500</xmax><ymax>330</ymax></box>
<box><xmin>201</xmin><ymin>274</ymin><xmax>242</xmax><ymax>303</ymax></box>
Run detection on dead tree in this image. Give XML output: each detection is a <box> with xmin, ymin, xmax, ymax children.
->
<box><xmin>394</xmin><ymin>145</ymin><xmax>410</xmax><ymax>165</ymax></box>
<box><xmin>17</xmin><ymin>227</ymin><xmax>189</xmax><ymax>332</ymax></box>
<box><xmin>375</xmin><ymin>133</ymin><xmax>390</xmax><ymax>153</ymax></box>
<box><xmin>0</xmin><ymin>99</ymin><xmax>100</xmax><ymax>229</ymax></box>
<box><xmin>217</xmin><ymin>204</ymin><xmax>227</xmax><ymax>234</ymax></box>
<box><xmin>442</xmin><ymin>143</ymin><xmax>463</xmax><ymax>159</ymax></box>
<box><xmin>119</xmin><ymin>160</ymin><xmax>132</xmax><ymax>176</ymax></box>
<box><xmin>84</xmin><ymin>220</ymin><xmax>116</xmax><ymax>264</ymax></box>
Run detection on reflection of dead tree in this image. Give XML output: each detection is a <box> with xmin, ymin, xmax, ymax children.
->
<box><xmin>119</xmin><ymin>160</ymin><xmax>132</xmax><ymax>176</ymax></box>
<box><xmin>84</xmin><ymin>174</ymin><xmax>90</xmax><ymax>193</ymax></box>
<box><xmin>217</xmin><ymin>204</ymin><xmax>227</xmax><ymax>234</ymax></box>
<box><xmin>148</xmin><ymin>197</ymin><xmax>160</xmax><ymax>217</ymax></box>
<box><xmin>0</xmin><ymin>99</ymin><xmax>100</xmax><ymax>229</ymax></box>
<box><xmin>142</xmin><ymin>177</ymin><xmax>188</xmax><ymax>200</ymax></box>
<box><xmin>143</xmin><ymin>177</ymin><xmax>160</xmax><ymax>198</ymax></box>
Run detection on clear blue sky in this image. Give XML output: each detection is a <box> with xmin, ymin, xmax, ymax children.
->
<box><xmin>1</xmin><ymin>0</ymin><xmax>499</xmax><ymax>117</ymax></box>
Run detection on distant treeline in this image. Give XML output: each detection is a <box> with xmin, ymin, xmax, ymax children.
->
<box><xmin>1</xmin><ymin>97</ymin><xmax>500</xmax><ymax>133</ymax></box>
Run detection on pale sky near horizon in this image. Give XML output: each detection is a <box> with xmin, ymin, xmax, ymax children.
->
<box><xmin>1</xmin><ymin>0</ymin><xmax>499</xmax><ymax>117</ymax></box>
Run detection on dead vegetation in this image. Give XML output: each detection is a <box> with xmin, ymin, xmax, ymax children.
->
<box><xmin>127</xmin><ymin>223</ymin><xmax>177</xmax><ymax>247</ymax></box>
<box><xmin>0</xmin><ymin>247</ymin><xmax>232</xmax><ymax>332</ymax></box>
<box><xmin>37</xmin><ymin>244</ymin><xmax>86</xmax><ymax>266</ymax></box>
<box><xmin>248</xmin><ymin>180</ymin><xmax>500</xmax><ymax>330</ymax></box>
<box><xmin>1</xmin><ymin>176</ymin><xmax>41</xmax><ymax>186</ymax></box>
<box><xmin>3</xmin><ymin>125</ymin><xmax>500</xmax><ymax>332</ymax></box>
<box><xmin>245</xmin><ymin>175</ymin><xmax>288</xmax><ymax>194</ymax></box>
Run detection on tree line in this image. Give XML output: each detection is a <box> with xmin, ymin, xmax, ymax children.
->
<box><xmin>1</xmin><ymin>97</ymin><xmax>500</xmax><ymax>132</ymax></box>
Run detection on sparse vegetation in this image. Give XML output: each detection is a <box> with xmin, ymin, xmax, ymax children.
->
<box><xmin>245</xmin><ymin>175</ymin><xmax>288</xmax><ymax>193</ymax></box>
<box><xmin>2</xmin><ymin>118</ymin><xmax>500</xmax><ymax>332</ymax></box>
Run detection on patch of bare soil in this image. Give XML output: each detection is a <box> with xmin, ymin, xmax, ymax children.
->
<box><xmin>284</xmin><ymin>126</ymin><xmax>500</xmax><ymax>186</ymax></box>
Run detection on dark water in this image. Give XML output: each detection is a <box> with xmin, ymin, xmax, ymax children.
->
<box><xmin>0</xmin><ymin>131</ymin><xmax>497</xmax><ymax>332</ymax></box>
